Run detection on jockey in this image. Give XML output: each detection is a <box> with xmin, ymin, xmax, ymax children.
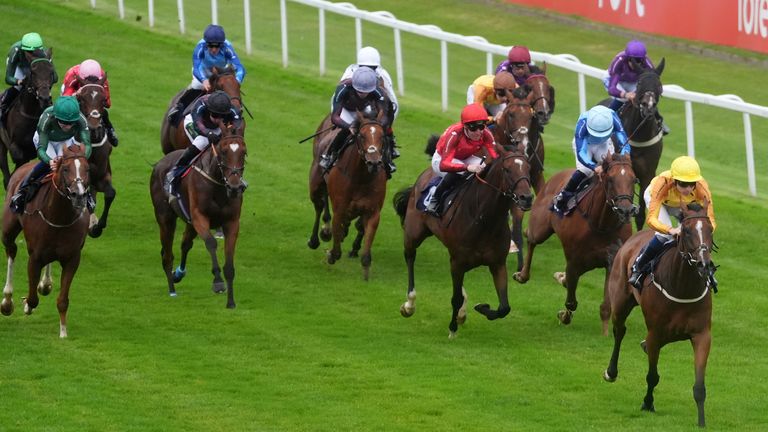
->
<box><xmin>466</xmin><ymin>74</ymin><xmax>506</xmax><ymax>123</ymax></box>
<box><xmin>1</xmin><ymin>32</ymin><xmax>57</xmax><ymax>125</ymax></box>
<box><xmin>628</xmin><ymin>156</ymin><xmax>717</xmax><ymax>289</ymax></box>
<box><xmin>10</xmin><ymin>96</ymin><xmax>91</xmax><ymax>214</ymax></box>
<box><xmin>552</xmin><ymin>105</ymin><xmax>629</xmax><ymax>214</ymax></box>
<box><xmin>604</xmin><ymin>39</ymin><xmax>668</xmax><ymax>134</ymax></box>
<box><xmin>168</xmin><ymin>24</ymin><xmax>246</xmax><ymax>123</ymax></box>
<box><xmin>494</xmin><ymin>46</ymin><xmax>544</xmax><ymax>87</ymax></box>
<box><xmin>320</xmin><ymin>67</ymin><xmax>396</xmax><ymax>175</ymax></box>
<box><xmin>61</xmin><ymin>59</ymin><xmax>118</xmax><ymax>146</ymax></box>
<box><xmin>425</xmin><ymin>104</ymin><xmax>498</xmax><ymax>216</ymax></box>
<box><xmin>164</xmin><ymin>90</ymin><xmax>241</xmax><ymax>197</ymax></box>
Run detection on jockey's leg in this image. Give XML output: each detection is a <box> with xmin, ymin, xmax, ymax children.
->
<box><xmin>102</xmin><ymin>108</ymin><xmax>118</xmax><ymax>147</ymax></box>
<box><xmin>425</xmin><ymin>172</ymin><xmax>461</xmax><ymax>216</ymax></box>
<box><xmin>165</xmin><ymin>143</ymin><xmax>202</xmax><ymax>196</ymax></box>
<box><xmin>10</xmin><ymin>161</ymin><xmax>50</xmax><ymax>214</ymax></box>
<box><xmin>384</xmin><ymin>128</ymin><xmax>398</xmax><ymax>177</ymax></box>
<box><xmin>0</xmin><ymin>87</ymin><xmax>20</xmax><ymax>125</ymax></box>
<box><xmin>628</xmin><ymin>235</ymin><xmax>666</xmax><ymax>288</ymax></box>
<box><xmin>655</xmin><ymin>111</ymin><xmax>670</xmax><ymax>135</ymax></box>
<box><xmin>552</xmin><ymin>170</ymin><xmax>587</xmax><ymax>213</ymax></box>
<box><xmin>319</xmin><ymin>128</ymin><xmax>350</xmax><ymax>171</ymax></box>
<box><xmin>168</xmin><ymin>88</ymin><xmax>204</xmax><ymax>122</ymax></box>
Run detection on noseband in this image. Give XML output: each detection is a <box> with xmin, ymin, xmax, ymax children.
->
<box><xmin>677</xmin><ymin>215</ymin><xmax>714</xmax><ymax>268</ymax></box>
<box><xmin>602</xmin><ymin>160</ymin><xmax>636</xmax><ymax>221</ymax></box>
<box><xmin>207</xmin><ymin>136</ymin><xmax>246</xmax><ymax>190</ymax></box>
<box><xmin>354</xmin><ymin>120</ymin><xmax>384</xmax><ymax>163</ymax></box>
<box><xmin>476</xmin><ymin>152</ymin><xmax>531</xmax><ymax>203</ymax></box>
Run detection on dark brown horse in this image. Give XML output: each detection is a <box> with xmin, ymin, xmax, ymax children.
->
<box><xmin>602</xmin><ymin>202</ymin><xmax>714</xmax><ymax>427</ymax></box>
<box><xmin>150</xmin><ymin>129</ymin><xmax>247</xmax><ymax>308</ymax></box>
<box><xmin>0</xmin><ymin>51</ymin><xmax>56</xmax><ymax>188</ymax></box>
<box><xmin>75</xmin><ymin>79</ymin><xmax>116</xmax><ymax>238</ymax></box>
<box><xmin>1</xmin><ymin>144</ymin><xmax>90</xmax><ymax>338</ymax></box>
<box><xmin>160</xmin><ymin>65</ymin><xmax>243</xmax><ymax>154</ymax></box>
<box><xmin>308</xmin><ymin>110</ymin><xmax>387</xmax><ymax>280</ymax></box>
<box><xmin>513</xmin><ymin>153</ymin><xmax>637</xmax><ymax>325</ymax></box>
<box><xmin>603</xmin><ymin>59</ymin><xmax>666</xmax><ymax>231</ymax></box>
<box><xmin>392</xmin><ymin>142</ymin><xmax>533</xmax><ymax>338</ymax></box>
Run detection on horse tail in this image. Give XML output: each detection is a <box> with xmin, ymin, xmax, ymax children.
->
<box><xmin>424</xmin><ymin>134</ymin><xmax>440</xmax><ymax>156</ymax></box>
<box><xmin>392</xmin><ymin>186</ymin><xmax>413</xmax><ymax>226</ymax></box>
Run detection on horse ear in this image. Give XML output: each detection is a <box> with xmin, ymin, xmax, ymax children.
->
<box><xmin>548</xmin><ymin>85</ymin><xmax>556</xmax><ymax>114</ymax></box>
<box><xmin>539</xmin><ymin>62</ymin><xmax>547</xmax><ymax>75</ymax></box>
<box><xmin>46</xmin><ymin>47</ymin><xmax>53</xmax><ymax>59</ymax></box>
<box><xmin>655</xmin><ymin>57</ymin><xmax>665</xmax><ymax>76</ymax></box>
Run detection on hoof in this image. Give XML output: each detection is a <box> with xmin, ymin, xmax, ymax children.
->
<box><xmin>553</xmin><ymin>271</ymin><xmax>566</xmax><ymax>286</ymax></box>
<box><xmin>641</xmin><ymin>402</ymin><xmax>655</xmax><ymax>412</ymax></box>
<box><xmin>640</xmin><ymin>339</ymin><xmax>647</xmax><ymax>354</ymax></box>
<box><xmin>1</xmin><ymin>298</ymin><xmax>13</xmax><ymax>316</ymax></box>
<box><xmin>320</xmin><ymin>229</ymin><xmax>332</xmax><ymax>242</ymax></box>
<box><xmin>509</xmin><ymin>240</ymin><xmax>519</xmax><ymax>253</ymax></box>
<box><xmin>307</xmin><ymin>237</ymin><xmax>320</xmax><ymax>249</ymax></box>
<box><xmin>88</xmin><ymin>224</ymin><xmax>104</xmax><ymax>238</ymax></box>
<box><xmin>348</xmin><ymin>250</ymin><xmax>359</xmax><ymax>258</ymax></box>
<box><xmin>512</xmin><ymin>272</ymin><xmax>528</xmax><ymax>283</ymax></box>
<box><xmin>22</xmin><ymin>298</ymin><xmax>32</xmax><ymax>315</ymax></box>
<box><xmin>448</xmin><ymin>331</ymin><xmax>457</xmax><ymax>339</ymax></box>
<box><xmin>173</xmin><ymin>267</ymin><xmax>186</xmax><ymax>283</ymax></box>
<box><xmin>212</xmin><ymin>281</ymin><xmax>226</xmax><ymax>294</ymax></box>
<box><xmin>169</xmin><ymin>292</ymin><xmax>178</xmax><ymax>297</ymax></box>
<box><xmin>226</xmin><ymin>301</ymin><xmax>236</xmax><ymax>309</ymax></box>
<box><xmin>603</xmin><ymin>370</ymin><xmax>616</xmax><ymax>382</ymax></box>
<box><xmin>557</xmin><ymin>309</ymin><xmax>573</xmax><ymax>325</ymax></box>
<box><xmin>400</xmin><ymin>302</ymin><xmax>414</xmax><ymax>317</ymax></box>
<box><xmin>326</xmin><ymin>250</ymin><xmax>340</xmax><ymax>265</ymax></box>
<box><xmin>37</xmin><ymin>282</ymin><xmax>52</xmax><ymax>296</ymax></box>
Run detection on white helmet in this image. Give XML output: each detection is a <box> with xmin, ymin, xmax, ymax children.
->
<box><xmin>356</xmin><ymin>46</ymin><xmax>381</xmax><ymax>67</ymax></box>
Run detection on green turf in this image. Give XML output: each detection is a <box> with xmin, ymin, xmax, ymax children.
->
<box><xmin>0</xmin><ymin>0</ymin><xmax>766</xmax><ymax>430</ymax></box>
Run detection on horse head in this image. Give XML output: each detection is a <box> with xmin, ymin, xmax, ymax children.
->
<box><xmin>678</xmin><ymin>201</ymin><xmax>714</xmax><ymax>279</ymax></box>
<box><xmin>488</xmin><ymin>144</ymin><xmax>533</xmax><ymax>210</ymax></box>
<box><xmin>634</xmin><ymin>58</ymin><xmax>665</xmax><ymax>119</ymax></box>
<box><xmin>496</xmin><ymin>87</ymin><xmax>534</xmax><ymax>149</ymax></box>
<box><xmin>54</xmin><ymin>144</ymin><xmax>91</xmax><ymax>211</ymax></box>
<box><xmin>600</xmin><ymin>153</ymin><xmax>638</xmax><ymax>223</ymax></box>
<box><xmin>25</xmin><ymin>50</ymin><xmax>55</xmax><ymax>110</ymax></box>
<box><xmin>210</xmin><ymin>65</ymin><xmax>242</xmax><ymax>112</ymax></box>
<box><xmin>352</xmin><ymin>109</ymin><xmax>386</xmax><ymax>174</ymax></box>
<box><xmin>212</xmin><ymin>129</ymin><xmax>247</xmax><ymax>199</ymax></box>
<box><xmin>75</xmin><ymin>77</ymin><xmax>107</xmax><ymax>140</ymax></box>
<box><xmin>524</xmin><ymin>71</ymin><xmax>554</xmax><ymax>126</ymax></box>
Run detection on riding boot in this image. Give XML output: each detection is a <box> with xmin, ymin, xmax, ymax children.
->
<box><xmin>628</xmin><ymin>235</ymin><xmax>666</xmax><ymax>288</ymax></box>
<box><xmin>9</xmin><ymin>161</ymin><xmax>48</xmax><ymax>214</ymax></box>
<box><xmin>656</xmin><ymin>112</ymin><xmax>670</xmax><ymax>135</ymax></box>
<box><xmin>552</xmin><ymin>170</ymin><xmax>587</xmax><ymax>213</ymax></box>
<box><xmin>165</xmin><ymin>146</ymin><xmax>202</xmax><ymax>196</ymax></box>
<box><xmin>319</xmin><ymin>128</ymin><xmax>350</xmax><ymax>171</ymax></box>
<box><xmin>168</xmin><ymin>88</ymin><xmax>204</xmax><ymax>123</ymax></box>
<box><xmin>425</xmin><ymin>172</ymin><xmax>461</xmax><ymax>216</ymax></box>
<box><xmin>102</xmin><ymin>109</ymin><xmax>119</xmax><ymax>147</ymax></box>
<box><xmin>0</xmin><ymin>87</ymin><xmax>20</xmax><ymax>126</ymax></box>
<box><xmin>383</xmin><ymin>132</ymin><xmax>398</xmax><ymax>177</ymax></box>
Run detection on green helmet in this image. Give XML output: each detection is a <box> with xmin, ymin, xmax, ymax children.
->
<box><xmin>53</xmin><ymin>97</ymin><xmax>81</xmax><ymax>122</ymax></box>
<box><xmin>20</xmin><ymin>32</ymin><xmax>43</xmax><ymax>51</ymax></box>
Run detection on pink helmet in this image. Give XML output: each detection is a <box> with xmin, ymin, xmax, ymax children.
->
<box><xmin>78</xmin><ymin>59</ymin><xmax>103</xmax><ymax>80</ymax></box>
<box><xmin>507</xmin><ymin>46</ymin><xmax>531</xmax><ymax>63</ymax></box>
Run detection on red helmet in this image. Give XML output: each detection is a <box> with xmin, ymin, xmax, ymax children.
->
<box><xmin>460</xmin><ymin>104</ymin><xmax>488</xmax><ymax>124</ymax></box>
<box><xmin>507</xmin><ymin>46</ymin><xmax>531</xmax><ymax>63</ymax></box>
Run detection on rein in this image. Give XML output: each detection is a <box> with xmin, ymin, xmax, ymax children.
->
<box><xmin>30</xmin><ymin>155</ymin><xmax>89</xmax><ymax>227</ymax></box>
<box><xmin>576</xmin><ymin>160</ymin><xmax>634</xmax><ymax>232</ymax></box>
<box><xmin>194</xmin><ymin>136</ymin><xmax>246</xmax><ymax>188</ymax></box>
<box><xmin>474</xmin><ymin>152</ymin><xmax>531</xmax><ymax>201</ymax></box>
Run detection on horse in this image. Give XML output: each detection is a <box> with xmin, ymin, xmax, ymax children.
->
<box><xmin>150</xmin><ymin>126</ymin><xmax>247</xmax><ymax>309</ymax></box>
<box><xmin>521</xmin><ymin>70</ymin><xmax>554</xmax><ymax>193</ymax></box>
<box><xmin>392</xmin><ymin>141</ymin><xmax>533</xmax><ymax>338</ymax></box>
<box><xmin>74</xmin><ymin>78</ymin><xmax>116</xmax><ymax>238</ymax></box>
<box><xmin>601</xmin><ymin>58</ymin><xmax>666</xmax><ymax>231</ymax></box>
<box><xmin>493</xmin><ymin>87</ymin><xmax>537</xmax><ymax>271</ymax></box>
<box><xmin>1</xmin><ymin>144</ymin><xmax>91</xmax><ymax>338</ymax></box>
<box><xmin>602</xmin><ymin>202</ymin><xmax>714</xmax><ymax>427</ymax></box>
<box><xmin>0</xmin><ymin>50</ymin><xmax>56</xmax><ymax>188</ymax></box>
<box><xmin>160</xmin><ymin>65</ymin><xmax>244</xmax><ymax>155</ymax></box>
<box><xmin>307</xmin><ymin>109</ymin><xmax>388</xmax><ymax>281</ymax></box>
<box><xmin>513</xmin><ymin>153</ymin><xmax>637</xmax><ymax>325</ymax></box>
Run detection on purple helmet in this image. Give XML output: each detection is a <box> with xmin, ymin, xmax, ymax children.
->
<box><xmin>203</xmin><ymin>24</ymin><xmax>226</xmax><ymax>44</ymax></box>
<box><xmin>625</xmin><ymin>40</ymin><xmax>647</xmax><ymax>58</ymax></box>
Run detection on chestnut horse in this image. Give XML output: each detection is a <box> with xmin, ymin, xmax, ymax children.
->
<box><xmin>150</xmin><ymin>129</ymin><xmax>247</xmax><ymax>308</ymax></box>
<box><xmin>522</xmin><ymin>71</ymin><xmax>554</xmax><ymax>192</ymax></box>
<box><xmin>392</xmin><ymin>142</ymin><xmax>533</xmax><ymax>338</ymax></box>
<box><xmin>308</xmin><ymin>110</ymin><xmax>387</xmax><ymax>281</ymax></box>
<box><xmin>160</xmin><ymin>65</ymin><xmax>243</xmax><ymax>154</ymax></box>
<box><xmin>1</xmin><ymin>144</ymin><xmax>91</xmax><ymax>338</ymax></box>
<box><xmin>513</xmin><ymin>153</ymin><xmax>637</xmax><ymax>325</ymax></box>
<box><xmin>602</xmin><ymin>202</ymin><xmax>714</xmax><ymax>427</ymax></box>
<box><xmin>0</xmin><ymin>51</ymin><xmax>56</xmax><ymax>188</ymax></box>
<box><xmin>75</xmin><ymin>79</ymin><xmax>116</xmax><ymax>238</ymax></box>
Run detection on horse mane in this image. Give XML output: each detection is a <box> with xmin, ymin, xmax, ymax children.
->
<box><xmin>425</xmin><ymin>134</ymin><xmax>439</xmax><ymax>156</ymax></box>
<box><xmin>686</xmin><ymin>202</ymin><xmax>704</xmax><ymax>212</ymax></box>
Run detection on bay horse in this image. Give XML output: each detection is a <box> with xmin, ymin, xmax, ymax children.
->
<box><xmin>392</xmin><ymin>142</ymin><xmax>533</xmax><ymax>338</ymax></box>
<box><xmin>0</xmin><ymin>50</ymin><xmax>56</xmax><ymax>188</ymax></box>
<box><xmin>160</xmin><ymin>65</ymin><xmax>244</xmax><ymax>154</ymax></box>
<box><xmin>522</xmin><ymin>70</ymin><xmax>554</xmax><ymax>193</ymax></box>
<box><xmin>75</xmin><ymin>79</ymin><xmax>116</xmax><ymax>238</ymax></box>
<box><xmin>602</xmin><ymin>202</ymin><xmax>714</xmax><ymax>427</ymax></box>
<box><xmin>307</xmin><ymin>110</ymin><xmax>387</xmax><ymax>281</ymax></box>
<box><xmin>150</xmin><ymin>126</ymin><xmax>247</xmax><ymax>309</ymax></box>
<box><xmin>602</xmin><ymin>59</ymin><xmax>666</xmax><ymax>231</ymax></box>
<box><xmin>493</xmin><ymin>87</ymin><xmax>536</xmax><ymax>271</ymax></box>
<box><xmin>1</xmin><ymin>144</ymin><xmax>91</xmax><ymax>338</ymax></box>
<box><xmin>513</xmin><ymin>153</ymin><xmax>637</xmax><ymax>325</ymax></box>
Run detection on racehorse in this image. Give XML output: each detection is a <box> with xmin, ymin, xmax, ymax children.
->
<box><xmin>392</xmin><ymin>141</ymin><xmax>533</xmax><ymax>338</ymax></box>
<box><xmin>602</xmin><ymin>202</ymin><xmax>714</xmax><ymax>427</ymax></box>
<box><xmin>0</xmin><ymin>50</ymin><xmax>56</xmax><ymax>188</ymax></box>
<box><xmin>602</xmin><ymin>58</ymin><xmax>666</xmax><ymax>231</ymax></box>
<box><xmin>1</xmin><ymin>144</ymin><xmax>91</xmax><ymax>338</ymax></box>
<box><xmin>307</xmin><ymin>110</ymin><xmax>388</xmax><ymax>281</ymax></box>
<box><xmin>150</xmin><ymin>125</ymin><xmax>247</xmax><ymax>308</ymax></box>
<box><xmin>160</xmin><ymin>65</ymin><xmax>244</xmax><ymax>154</ymax></box>
<box><xmin>75</xmin><ymin>78</ymin><xmax>116</xmax><ymax>238</ymax></box>
<box><xmin>522</xmin><ymin>70</ymin><xmax>554</xmax><ymax>192</ymax></box>
<box><xmin>493</xmin><ymin>87</ymin><xmax>537</xmax><ymax>271</ymax></box>
<box><xmin>513</xmin><ymin>153</ymin><xmax>637</xmax><ymax>325</ymax></box>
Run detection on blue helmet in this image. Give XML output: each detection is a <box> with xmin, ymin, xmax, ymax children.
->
<box><xmin>203</xmin><ymin>24</ymin><xmax>226</xmax><ymax>44</ymax></box>
<box><xmin>625</xmin><ymin>40</ymin><xmax>647</xmax><ymax>58</ymax></box>
<box><xmin>586</xmin><ymin>106</ymin><xmax>614</xmax><ymax>138</ymax></box>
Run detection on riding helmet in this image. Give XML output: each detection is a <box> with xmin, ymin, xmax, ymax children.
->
<box><xmin>20</xmin><ymin>32</ymin><xmax>43</xmax><ymax>51</ymax></box>
<box><xmin>493</xmin><ymin>71</ymin><xmax>517</xmax><ymax>92</ymax></box>
<box><xmin>585</xmin><ymin>105</ymin><xmax>614</xmax><ymax>138</ymax></box>
<box><xmin>356</xmin><ymin>46</ymin><xmax>381</xmax><ymax>67</ymax></box>
<box><xmin>78</xmin><ymin>59</ymin><xmax>103</xmax><ymax>80</ymax></box>
<box><xmin>625</xmin><ymin>40</ymin><xmax>647</xmax><ymax>58</ymax></box>
<box><xmin>53</xmin><ymin>96</ymin><xmax>81</xmax><ymax>122</ymax></box>
<box><xmin>670</xmin><ymin>156</ymin><xmax>702</xmax><ymax>183</ymax></box>
<box><xmin>206</xmin><ymin>91</ymin><xmax>232</xmax><ymax>115</ymax></box>
<box><xmin>460</xmin><ymin>104</ymin><xmax>488</xmax><ymax>124</ymax></box>
<box><xmin>203</xmin><ymin>24</ymin><xmax>226</xmax><ymax>44</ymax></box>
<box><xmin>507</xmin><ymin>46</ymin><xmax>531</xmax><ymax>64</ymax></box>
<box><xmin>351</xmin><ymin>67</ymin><xmax>378</xmax><ymax>93</ymax></box>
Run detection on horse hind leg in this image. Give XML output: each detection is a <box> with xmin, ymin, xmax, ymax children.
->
<box><xmin>691</xmin><ymin>331</ymin><xmax>711</xmax><ymax>427</ymax></box>
<box><xmin>1</xmin><ymin>256</ymin><xmax>15</xmax><ymax>315</ymax></box>
<box><xmin>1</xmin><ymin>218</ymin><xmax>21</xmax><ymax>315</ymax></box>
<box><xmin>23</xmin><ymin>258</ymin><xmax>44</xmax><ymax>315</ymax></box>
<box><xmin>37</xmin><ymin>264</ymin><xmax>53</xmax><ymax>296</ymax></box>
<box><xmin>348</xmin><ymin>218</ymin><xmax>364</xmax><ymax>258</ymax></box>
<box><xmin>56</xmin><ymin>256</ymin><xmax>81</xmax><ymax>338</ymax></box>
<box><xmin>557</xmin><ymin>267</ymin><xmax>581</xmax><ymax>325</ymax></box>
<box><xmin>89</xmin><ymin>183</ymin><xmax>116</xmax><ymax>238</ymax></box>
<box><xmin>641</xmin><ymin>337</ymin><xmax>661</xmax><ymax>413</ymax></box>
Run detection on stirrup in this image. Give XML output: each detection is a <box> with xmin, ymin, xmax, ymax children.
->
<box><xmin>319</xmin><ymin>154</ymin><xmax>332</xmax><ymax>170</ymax></box>
<box><xmin>628</xmin><ymin>270</ymin><xmax>643</xmax><ymax>288</ymax></box>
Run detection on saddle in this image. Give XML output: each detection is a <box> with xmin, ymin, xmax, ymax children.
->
<box><xmin>558</xmin><ymin>176</ymin><xmax>598</xmax><ymax>216</ymax></box>
<box><xmin>417</xmin><ymin>174</ymin><xmax>470</xmax><ymax>215</ymax></box>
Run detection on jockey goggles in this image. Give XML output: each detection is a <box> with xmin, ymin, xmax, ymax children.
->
<box><xmin>465</xmin><ymin>121</ymin><xmax>486</xmax><ymax>132</ymax></box>
<box><xmin>494</xmin><ymin>88</ymin><xmax>507</xmax><ymax>97</ymax></box>
<box><xmin>675</xmin><ymin>180</ymin><xmax>696</xmax><ymax>188</ymax></box>
<box><xmin>207</xmin><ymin>43</ymin><xmax>222</xmax><ymax>49</ymax></box>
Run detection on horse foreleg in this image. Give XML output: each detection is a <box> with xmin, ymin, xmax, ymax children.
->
<box><xmin>510</xmin><ymin>208</ymin><xmax>525</xmax><ymax>272</ymax></box>
<box><xmin>23</xmin><ymin>258</ymin><xmax>43</xmax><ymax>315</ymax></box>
<box><xmin>308</xmin><ymin>182</ymin><xmax>327</xmax><ymax>249</ymax></box>
<box><xmin>89</xmin><ymin>183</ymin><xmax>116</xmax><ymax>238</ymax></box>
<box><xmin>358</xmin><ymin>212</ymin><xmax>381</xmax><ymax>281</ymax></box>
<box><xmin>603</xmin><ymin>292</ymin><xmax>636</xmax><ymax>382</ymax></box>
<box><xmin>448</xmin><ymin>263</ymin><xmax>467</xmax><ymax>338</ymax></box>
<box><xmin>691</xmin><ymin>330</ymin><xmax>711</xmax><ymax>427</ymax></box>
<box><xmin>400</xmin><ymin>241</ymin><xmax>418</xmax><ymax>318</ymax></box>
<box><xmin>513</xmin><ymin>239</ymin><xmax>537</xmax><ymax>284</ymax></box>
<box><xmin>641</xmin><ymin>336</ymin><xmax>661</xmax><ymax>413</ymax></box>
<box><xmin>1</xmin><ymin>256</ymin><xmax>14</xmax><ymax>316</ymax></box>
<box><xmin>0</xmin><ymin>140</ymin><xmax>11</xmax><ymax>189</ymax></box>
<box><xmin>557</xmin><ymin>266</ymin><xmax>581</xmax><ymax>325</ymax></box>
<box><xmin>175</xmin><ymin>224</ymin><xmax>196</xmax><ymax>284</ymax></box>
<box><xmin>56</xmin><ymin>255</ymin><xmax>81</xmax><ymax>338</ymax></box>
<box><xmin>191</xmin><ymin>220</ymin><xmax>224</xmax><ymax>295</ymax></box>
<box><xmin>158</xmin><ymin>217</ymin><xmax>177</xmax><ymax>296</ymax></box>
<box><xmin>1</xmin><ymin>219</ymin><xmax>20</xmax><ymax>315</ymax></box>
<box><xmin>221</xmin><ymin>220</ymin><xmax>240</xmax><ymax>309</ymax></box>
<box><xmin>349</xmin><ymin>218</ymin><xmax>363</xmax><ymax>258</ymax></box>
<box><xmin>327</xmin><ymin>212</ymin><xmax>344</xmax><ymax>265</ymax></box>
<box><xmin>320</xmin><ymin>195</ymin><xmax>332</xmax><ymax>242</ymax></box>
<box><xmin>37</xmin><ymin>264</ymin><xmax>53</xmax><ymax>296</ymax></box>
<box><xmin>475</xmin><ymin>262</ymin><xmax>510</xmax><ymax>321</ymax></box>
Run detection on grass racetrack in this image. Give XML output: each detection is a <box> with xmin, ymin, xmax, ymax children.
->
<box><xmin>0</xmin><ymin>0</ymin><xmax>766</xmax><ymax>430</ymax></box>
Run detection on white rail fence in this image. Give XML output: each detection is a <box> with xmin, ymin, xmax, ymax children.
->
<box><xmin>89</xmin><ymin>0</ymin><xmax>765</xmax><ymax>196</ymax></box>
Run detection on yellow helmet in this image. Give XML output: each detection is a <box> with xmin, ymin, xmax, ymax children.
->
<box><xmin>670</xmin><ymin>156</ymin><xmax>702</xmax><ymax>182</ymax></box>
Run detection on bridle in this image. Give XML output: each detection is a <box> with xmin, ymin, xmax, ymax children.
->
<box><xmin>353</xmin><ymin>120</ymin><xmax>384</xmax><ymax>165</ymax></box>
<box><xmin>475</xmin><ymin>150</ymin><xmax>532</xmax><ymax>204</ymax></box>
<box><xmin>206</xmin><ymin>135</ymin><xmax>246</xmax><ymax>191</ymax></box>
<box><xmin>677</xmin><ymin>214</ymin><xmax>715</xmax><ymax>271</ymax></box>
<box><xmin>525</xmin><ymin>74</ymin><xmax>551</xmax><ymax>122</ymax></box>
<box><xmin>501</xmin><ymin>102</ymin><xmax>532</xmax><ymax>147</ymax></box>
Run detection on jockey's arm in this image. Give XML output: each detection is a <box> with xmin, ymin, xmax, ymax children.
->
<box><xmin>191</xmin><ymin>41</ymin><xmax>208</xmax><ymax>83</ymax></box>
<box><xmin>482</xmin><ymin>131</ymin><xmax>498</xmax><ymax>159</ymax></box>
<box><xmin>5</xmin><ymin>45</ymin><xmax>20</xmax><ymax>86</ymax></box>
<box><xmin>76</xmin><ymin>119</ymin><xmax>91</xmax><ymax>158</ymax></box>
<box><xmin>224</xmin><ymin>44</ymin><xmax>246</xmax><ymax>83</ymax></box>
<box><xmin>329</xmin><ymin>85</ymin><xmax>351</xmax><ymax>129</ymax></box>
<box><xmin>611</xmin><ymin>111</ymin><xmax>630</xmax><ymax>154</ymax></box>
<box><xmin>645</xmin><ymin>178</ymin><xmax>672</xmax><ymax>234</ymax></box>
